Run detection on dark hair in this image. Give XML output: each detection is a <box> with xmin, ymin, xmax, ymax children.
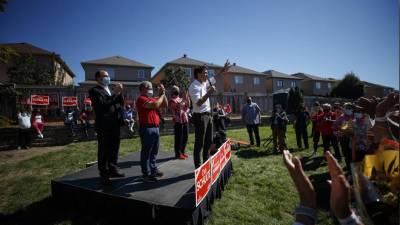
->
<box><xmin>194</xmin><ymin>65</ymin><xmax>208</xmax><ymax>79</ymax></box>
<box><xmin>95</xmin><ymin>70</ymin><xmax>102</xmax><ymax>79</ymax></box>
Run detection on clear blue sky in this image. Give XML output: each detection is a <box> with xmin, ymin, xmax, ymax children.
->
<box><xmin>0</xmin><ymin>0</ymin><xmax>398</xmax><ymax>88</ymax></box>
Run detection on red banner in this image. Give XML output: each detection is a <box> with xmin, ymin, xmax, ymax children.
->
<box><xmin>48</xmin><ymin>93</ymin><xmax>59</xmax><ymax>108</ymax></box>
<box><xmin>211</xmin><ymin>149</ymin><xmax>222</xmax><ymax>185</ymax></box>
<box><xmin>224</xmin><ymin>139</ymin><xmax>232</xmax><ymax>167</ymax></box>
<box><xmin>62</xmin><ymin>96</ymin><xmax>78</xmax><ymax>107</ymax></box>
<box><xmin>30</xmin><ymin>95</ymin><xmax>49</xmax><ymax>105</ymax></box>
<box><xmin>84</xmin><ymin>97</ymin><xmax>92</xmax><ymax>105</ymax></box>
<box><xmin>195</xmin><ymin>159</ymin><xmax>211</xmax><ymax>207</ymax></box>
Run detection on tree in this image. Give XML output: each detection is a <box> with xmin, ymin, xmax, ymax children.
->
<box><xmin>0</xmin><ymin>46</ymin><xmax>18</xmax><ymax>64</ymax></box>
<box><xmin>287</xmin><ymin>87</ymin><xmax>304</xmax><ymax>114</ymax></box>
<box><xmin>7</xmin><ymin>54</ymin><xmax>54</xmax><ymax>85</ymax></box>
<box><xmin>161</xmin><ymin>66</ymin><xmax>190</xmax><ymax>91</ymax></box>
<box><xmin>331</xmin><ymin>72</ymin><xmax>364</xmax><ymax>100</ymax></box>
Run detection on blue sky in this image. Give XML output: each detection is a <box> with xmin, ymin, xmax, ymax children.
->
<box><xmin>0</xmin><ymin>0</ymin><xmax>398</xmax><ymax>88</ymax></box>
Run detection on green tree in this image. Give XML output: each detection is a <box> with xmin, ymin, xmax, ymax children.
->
<box><xmin>7</xmin><ymin>54</ymin><xmax>54</xmax><ymax>85</ymax></box>
<box><xmin>331</xmin><ymin>72</ymin><xmax>364</xmax><ymax>100</ymax></box>
<box><xmin>287</xmin><ymin>87</ymin><xmax>304</xmax><ymax>114</ymax></box>
<box><xmin>161</xmin><ymin>66</ymin><xmax>190</xmax><ymax>90</ymax></box>
<box><xmin>0</xmin><ymin>46</ymin><xmax>18</xmax><ymax>64</ymax></box>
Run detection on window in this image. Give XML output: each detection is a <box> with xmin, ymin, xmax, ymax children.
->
<box><xmin>316</xmin><ymin>82</ymin><xmax>321</xmax><ymax>89</ymax></box>
<box><xmin>137</xmin><ymin>70</ymin><xmax>145</xmax><ymax>79</ymax></box>
<box><xmin>184</xmin><ymin>67</ymin><xmax>191</xmax><ymax>77</ymax></box>
<box><xmin>208</xmin><ymin>69</ymin><xmax>215</xmax><ymax>77</ymax></box>
<box><xmin>99</xmin><ymin>68</ymin><xmax>115</xmax><ymax>79</ymax></box>
<box><xmin>277</xmin><ymin>80</ymin><xmax>283</xmax><ymax>87</ymax></box>
<box><xmin>234</xmin><ymin>75</ymin><xmax>243</xmax><ymax>84</ymax></box>
<box><xmin>327</xmin><ymin>82</ymin><xmax>332</xmax><ymax>89</ymax></box>
<box><xmin>253</xmin><ymin>77</ymin><xmax>260</xmax><ymax>85</ymax></box>
<box><xmin>291</xmin><ymin>81</ymin><xmax>297</xmax><ymax>87</ymax></box>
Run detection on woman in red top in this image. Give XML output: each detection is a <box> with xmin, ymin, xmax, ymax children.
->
<box><xmin>169</xmin><ymin>85</ymin><xmax>189</xmax><ymax>160</ymax></box>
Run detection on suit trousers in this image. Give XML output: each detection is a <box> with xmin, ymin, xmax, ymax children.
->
<box><xmin>96</xmin><ymin>124</ymin><xmax>120</xmax><ymax>176</ymax></box>
<box><xmin>193</xmin><ymin>113</ymin><xmax>213</xmax><ymax>168</ymax></box>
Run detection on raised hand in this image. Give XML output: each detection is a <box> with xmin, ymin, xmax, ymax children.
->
<box><xmin>114</xmin><ymin>82</ymin><xmax>123</xmax><ymax>95</ymax></box>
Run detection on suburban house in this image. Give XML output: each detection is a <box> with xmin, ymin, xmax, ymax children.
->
<box><xmin>362</xmin><ymin>81</ymin><xmax>394</xmax><ymax>98</ymax></box>
<box><xmin>217</xmin><ymin>63</ymin><xmax>267</xmax><ymax>94</ymax></box>
<box><xmin>292</xmin><ymin>72</ymin><xmax>336</xmax><ymax>96</ymax></box>
<box><xmin>78</xmin><ymin>55</ymin><xmax>154</xmax><ymax>104</ymax></box>
<box><xmin>263</xmin><ymin>70</ymin><xmax>302</xmax><ymax>93</ymax></box>
<box><xmin>0</xmin><ymin>42</ymin><xmax>75</xmax><ymax>86</ymax></box>
<box><xmin>151</xmin><ymin>54</ymin><xmax>222</xmax><ymax>85</ymax></box>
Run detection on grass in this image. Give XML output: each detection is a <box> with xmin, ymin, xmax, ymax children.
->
<box><xmin>0</xmin><ymin>125</ymin><xmax>337</xmax><ymax>225</ymax></box>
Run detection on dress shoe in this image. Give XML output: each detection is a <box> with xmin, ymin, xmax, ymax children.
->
<box><xmin>100</xmin><ymin>176</ymin><xmax>111</xmax><ymax>185</ymax></box>
<box><xmin>142</xmin><ymin>175</ymin><xmax>157</xmax><ymax>183</ymax></box>
<box><xmin>151</xmin><ymin>171</ymin><xmax>164</xmax><ymax>178</ymax></box>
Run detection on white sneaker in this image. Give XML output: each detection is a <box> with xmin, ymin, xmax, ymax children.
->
<box><xmin>17</xmin><ymin>146</ymin><xmax>21</xmax><ymax>150</ymax></box>
<box><xmin>40</xmin><ymin>134</ymin><xmax>44</xmax><ymax>139</ymax></box>
<box><xmin>37</xmin><ymin>134</ymin><xmax>41</xmax><ymax>138</ymax></box>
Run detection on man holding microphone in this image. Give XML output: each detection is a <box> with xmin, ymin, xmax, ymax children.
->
<box><xmin>189</xmin><ymin>62</ymin><xmax>230</xmax><ymax>168</ymax></box>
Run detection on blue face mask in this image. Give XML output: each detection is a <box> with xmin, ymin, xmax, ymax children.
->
<box><xmin>101</xmin><ymin>76</ymin><xmax>111</xmax><ymax>86</ymax></box>
<box><xmin>354</xmin><ymin>112</ymin><xmax>363</xmax><ymax>119</ymax></box>
<box><xmin>344</xmin><ymin>109</ymin><xmax>353</xmax><ymax>116</ymax></box>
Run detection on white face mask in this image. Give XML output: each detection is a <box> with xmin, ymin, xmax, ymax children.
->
<box><xmin>146</xmin><ymin>90</ymin><xmax>153</xmax><ymax>97</ymax></box>
<box><xmin>344</xmin><ymin>109</ymin><xmax>353</xmax><ymax>116</ymax></box>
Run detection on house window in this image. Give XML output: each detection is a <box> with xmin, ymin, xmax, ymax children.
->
<box><xmin>184</xmin><ymin>68</ymin><xmax>191</xmax><ymax>77</ymax></box>
<box><xmin>327</xmin><ymin>82</ymin><xmax>332</xmax><ymax>89</ymax></box>
<box><xmin>253</xmin><ymin>77</ymin><xmax>260</xmax><ymax>85</ymax></box>
<box><xmin>99</xmin><ymin>68</ymin><xmax>115</xmax><ymax>79</ymax></box>
<box><xmin>316</xmin><ymin>82</ymin><xmax>321</xmax><ymax>89</ymax></box>
<box><xmin>277</xmin><ymin>80</ymin><xmax>284</xmax><ymax>87</ymax></box>
<box><xmin>234</xmin><ymin>75</ymin><xmax>243</xmax><ymax>84</ymax></box>
<box><xmin>137</xmin><ymin>70</ymin><xmax>145</xmax><ymax>79</ymax></box>
<box><xmin>208</xmin><ymin>69</ymin><xmax>215</xmax><ymax>77</ymax></box>
<box><xmin>291</xmin><ymin>81</ymin><xmax>297</xmax><ymax>87</ymax></box>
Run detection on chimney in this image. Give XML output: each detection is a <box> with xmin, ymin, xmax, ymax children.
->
<box><xmin>183</xmin><ymin>54</ymin><xmax>187</xmax><ymax>58</ymax></box>
<box><xmin>233</xmin><ymin>63</ymin><xmax>236</xmax><ymax>66</ymax></box>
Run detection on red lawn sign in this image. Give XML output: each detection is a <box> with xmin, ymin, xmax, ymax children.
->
<box><xmin>30</xmin><ymin>95</ymin><xmax>50</xmax><ymax>106</ymax></box>
<box><xmin>195</xmin><ymin>158</ymin><xmax>211</xmax><ymax>207</ymax></box>
<box><xmin>211</xmin><ymin>147</ymin><xmax>222</xmax><ymax>185</ymax></box>
<box><xmin>62</xmin><ymin>96</ymin><xmax>78</xmax><ymax>107</ymax></box>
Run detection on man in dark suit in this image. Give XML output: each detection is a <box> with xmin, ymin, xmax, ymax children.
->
<box><xmin>89</xmin><ymin>70</ymin><xmax>125</xmax><ymax>184</ymax></box>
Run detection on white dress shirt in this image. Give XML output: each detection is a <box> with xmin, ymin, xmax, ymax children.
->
<box><xmin>189</xmin><ymin>79</ymin><xmax>211</xmax><ymax>113</ymax></box>
<box><xmin>100</xmin><ymin>84</ymin><xmax>111</xmax><ymax>96</ymax></box>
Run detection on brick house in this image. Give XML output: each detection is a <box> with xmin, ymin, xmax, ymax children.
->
<box><xmin>292</xmin><ymin>72</ymin><xmax>336</xmax><ymax>96</ymax></box>
<box><xmin>263</xmin><ymin>70</ymin><xmax>302</xmax><ymax>93</ymax></box>
<box><xmin>151</xmin><ymin>54</ymin><xmax>222</xmax><ymax>85</ymax></box>
<box><xmin>78</xmin><ymin>56</ymin><xmax>154</xmax><ymax>104</ymax></box>
<box><xmin>0</xmin><ymin>42</ymin><xmax>75</xmax><ymax>85</ymax></box>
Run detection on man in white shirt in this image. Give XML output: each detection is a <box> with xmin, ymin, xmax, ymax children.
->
<box><xmin>189</xmin><ymin>62</ymin><xmax>230</xmax><ymax>168</ymax></box>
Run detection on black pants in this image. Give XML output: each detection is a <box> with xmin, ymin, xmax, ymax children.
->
<box><xmin>18</xmin><ymin>128</ymin><xmax>31</xmax><ymax>148</ymax></box>
<box><xmin>339</xmin><ymin>136</ymin><xmax>352</xmax><ymax>172</ymax></box>
<box><xmin>193</xmin><ymin>113</ymin><xmax>213</xmax><ymax>168</ymax></box>
<box><xmin>295</xmin><ymin>126</ymin><xmax>309</xmax><ymax>149</ymax></box>
<box><xmin>322</xmin><ymin>134</ymin><xmax>341</xmax><ymax>160</ymax></box>
<box><xmin>246</xmin><ymin>124</ymin><xmax>260</xmax><ymax>146</ymax></box>
<box><xmin>313</xmin><ymin>131</ymin><xmax>320</xmax><ymax>152</ymax></box>
<box><xmin>174</xmin><ymin>122</ymin><xmax>188</xmax><ymax>157</ymax></box>
<box><xmin>96</xmin><ymin>125</ymin><xmax>120</xmax><ymax>176</ymax></box>
<box><xmin>214</xmin><ymin>118</ymin><xmax>226</xmax><ymax>131</ymax></box>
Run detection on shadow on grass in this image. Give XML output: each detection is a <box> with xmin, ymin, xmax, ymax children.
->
<box><xmin>235</xmin><ymin>147</ymin><xmax>303</xmax><ymax>159</ymax></box>
<box><xmin>300</xmin><ymin>156</ymin><xmax>327</xmax><ymax>171</ymax></box>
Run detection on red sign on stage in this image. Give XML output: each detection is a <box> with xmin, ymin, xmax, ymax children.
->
<box><xmin>195</xmin><ymin>159</ymin><xmax>211</xmax><ymax>207</ymax></box>
<box><xmin>30</xmin><ymin>95</ymin><xmax>50</xmax><ymax>105</ymax></box>
<box><xmin>224</xmin><ymin>139</ymin><xmax>232</xmax><ymax>166</ymax></box>
<box><xmin>62</xmin><ymin>96</ymin><xmax>78</xmax><ymax>107</ymax></box>
<box><xmin>211</xmin><ymin>148</ymin><xmax>222</xmax><ymax>185</ymax></box>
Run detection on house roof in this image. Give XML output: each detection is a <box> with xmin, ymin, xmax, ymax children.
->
<box><xmin>0</xmin><ymin>42</ymin><xmax>76</xmax><ymax>77</ymax></box>
<box><xmin>291</xmin><ymin>72</ymin><xmax>331</xmax><ymax>82</ymax></box>
<box><xmin>81</xmin><ymin>56</ymin><xmax>153</xmax><ymax>69</ymax></box>
<box><xmin>226</xmin><ymin>63</ymin><xmax>265</xmax><ymax>75</ymax></box>
<box><xmin>166</xmin><ymin>55</ymin><xmax>223</xmax><ymax>68</ymax></box>
<box><xmin>263</xmin><ymin>70</ymin><xmax>302</xmax><ymax>79</ymax></box>
<box><xmin>79</xmin><ymin>80</ymin><xmax>141</xmax><ymax>86</ymax></box>
<box><xmin>362</xmin><ymin>81</ymin><xmax>393</xmax><ymax>89</ymax></box>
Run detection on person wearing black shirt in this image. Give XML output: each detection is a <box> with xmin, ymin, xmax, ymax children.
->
<box><xmin>294</xmin><ymin>106</ymin><xmax>310</xmax><ymax>149</ymax></box>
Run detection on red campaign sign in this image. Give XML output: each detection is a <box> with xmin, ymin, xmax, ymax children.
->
<box><xmin>48</xmin><ymin>93</ymin><xmax>59</xmax><ymax>108</ymax></box>
<box><xmin>224</xmin><ymin>139</ymin><xmax>232</xmax><ymax>163</ymax></box>
<box><xmin>30</xmin><ymin>95</ymin><xmax>49</xmax><ymax>105</ymax></box>
<box><xmin>62</xmin><ymin>96</ymin><xmax>78</xmax><ymax>106</ymax></box>
<box><xmin>211</xmin><ymin>148</ymin><xmax>222</xmax><ymax>185</ymax></box>
<box><xmin>195</xmin><ymin>159</ymin><xmax>211</xmax><ymax>207</ymax></box>
<box><xmin>84</xmin><ymin>97</ymin><xmax>92</xmax><ymax>105</ymax></box>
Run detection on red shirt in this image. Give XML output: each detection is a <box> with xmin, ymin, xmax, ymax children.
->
<box><xmin>136</xmin><ymin>95</ymin><xmax>160</xmax><ymax>126</ymax></box>
<box><xmin>316</xmin><ymin>111</ymin><xmax>337</xmax><ymax>135</ymax></box>
<box><xmin>169</xmin><ymin>96</ymin><xmax>189</xmax><ymax>124</ymax></box>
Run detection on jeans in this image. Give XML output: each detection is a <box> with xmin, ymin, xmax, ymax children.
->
<box><xmin>246</xmin><ymin>124</ymin><xmax>260</xmax><ymax>146</ymax></box>
<box><xmin>139</xmin><ymin>127</ymin><xmax>160</xmax><ymax>176</ymax></box>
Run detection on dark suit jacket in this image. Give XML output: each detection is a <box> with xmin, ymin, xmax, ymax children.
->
<box><xmin>89</xmin><ymin>85</ymin><xmax>124</xmax><ymax>132</ymax></box>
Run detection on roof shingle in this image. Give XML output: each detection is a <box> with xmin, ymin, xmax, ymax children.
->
<box><xmin>81</xmin><ymin>56</ymin><xmax>153</xmax><ymax>68</ymax></box>
<box><xmin>263</xmin><ymin>70</ymin><xmax>302</xmax><ymax>79</ymax></box>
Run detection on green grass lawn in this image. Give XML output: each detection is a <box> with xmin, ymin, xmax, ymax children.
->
<box><xmin>0</xmin><ymin>125</ymin><xmax>337</xmax><ymax>225</ymax></box>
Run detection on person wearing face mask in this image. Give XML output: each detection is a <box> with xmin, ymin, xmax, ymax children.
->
<box><xmin>89</xmin><ymin>70</ymin><xmax>125</xmax><ymax>184</ymax></box>
<box><xmin>169</xmin><ymin>85</ymin><xmax>189</xmax><ymax>160</ymax></box>
<box><xmin>136</xmin><ymin>81</ymin><xmax>168</xmax><ymax>182</ymax></box>
<box><xmin>242</xmin><ymin>96</ymin><xmax>262</xmax><ymax>147</ymax></box>
<box><xmin>350</xmin><ymin>106</ymin><xmax>372</xmax><ymax>162</ymax></box>
<box><xmin>333</xmin><ymin>103</ymin><xmax>354</xmax><ymax>173</ymax></box>
<box><xmin>315</xmin><ymin>103</ymin><xmax>341</xmax><ymax>160</ymax></box>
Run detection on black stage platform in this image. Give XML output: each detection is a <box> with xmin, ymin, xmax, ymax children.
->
<box><xmin>51</xmin><ymin>152</ymin><xmax>232</xmax><ymax>225</ymax></box>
